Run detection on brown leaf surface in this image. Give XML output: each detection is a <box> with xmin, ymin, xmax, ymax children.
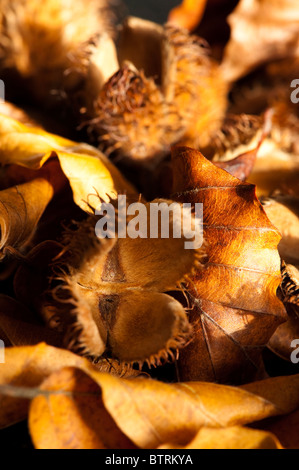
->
<box><xmin>221</xmin><ymin>0</ymin><xmax>299</xmax><ymax>83</ymax></box>
<box><xmin>0</xmin><ymin>343</ymin><xmax>138</xmax><ymax>429</ymax></box>
<box><xmin>29</xmin><ymin>367</ymin><xmax>136</xmax><ymax>449</ymax></box>
<box><xmin>1</xmin><ymin>344</ymin><xmax>299</xmax><ymax>448</ymax></box>
<box><xmin>171</xmin><ymin>146</ymin><xmax>286</xmax><ymax>383</ymax></box>
<box><xmin>13</xmin><ymin>240</ymin><xmax>66</xmax><ymax>324</ymax></box>
<box><xmin>268</xmin><ymin>314</ymin><xmax>299</xmax><ymax>361</ymax></box>
<box><xmin>0</xmin><ymin>294</ymin><xmax>63</xmax><ymax>347</ymax></box>
<box><xmin>248</xmin><ymin>141</ymin><xmax>299</xmax><ymax>198</ymax></box>
<box><xmin>256</xmin><ymin>409</ymin><xmax>299</xmax><ymax>449</ymax></box>
<box><xmin>0</xmin><ymin>178</ymin><xmax>53</xmax><ymax>260</ymax></box>
<box><xmin>160</xmin><ymin>425</ymin><xmax>281</xmax><ymax>449</ymax></box>
<box><xmin>261</xmin><ymin>196</ymin><xmax>299</xmax><ymax>265</ymax></box>
<box><xmin>0</xmin><ymin>343</ymin><xmax>91</xmax><ymax>428</ymax></box>
<box><xmin>1</xmin><ymin>0</ymin><xmax>299</xmax><ymax>451</ymax></box>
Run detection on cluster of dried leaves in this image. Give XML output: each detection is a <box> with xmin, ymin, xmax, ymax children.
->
<box><xmin>0</xmin><ymin>0</ymin><xmax>298</xmax><ymax>449</ymax></box>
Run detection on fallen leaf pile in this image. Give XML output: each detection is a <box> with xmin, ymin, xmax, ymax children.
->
<box><xmin>0</xmin><ymin>0</ymin><xmax>298</xmax><ymax>450</ymax></box>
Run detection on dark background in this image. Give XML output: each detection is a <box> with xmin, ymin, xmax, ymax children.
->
<box><xmin>122</xmin><ymin>0</ymin><xmax>181</xmax><ymax>24</ymax></box>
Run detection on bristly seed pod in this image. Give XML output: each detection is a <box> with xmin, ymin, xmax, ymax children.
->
<box><xmin>51</xmin><ymin>198</ymin><xmax>206</xmax><ymax>370</ymax></box>
<box><xmin>0</xmin><ymin>0</ymin><xmax>117</xmax><ymax>104</ymax></box>
<box><xmin>0</xmin><ymin>7</ymin><xmax>227</xmax><ymax>164</ymax></box>
<box><xmin>87</xmin><ymin>17</ymin><xmax>227</xmax><ymax>163</ymax></box>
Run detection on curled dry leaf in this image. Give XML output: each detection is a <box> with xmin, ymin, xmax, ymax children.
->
<box><xmin>257</xmin><ymin>409</ymin><xmax>299</xmax><ymax>449</ymax></box>
<box><xmin>261</xmin><ymin>195</ymin><xmax>299</xmax><ymax>265</ymax></box>
<box><xmin>221</xmin><ymin>0</ymin><xmax>299</xmax><ymax>84</ymax></box>
<box><xmin>0</xmin><ymin>114</ymin><xmax>136</xmax><ymax>212</ymax></box>
<box><xmin>0</xmin><ymin>343</ymin><xmax>139</xmax><ymax>429</ymax></box>
<box><xmin>259</xmin><ymin>193</ymin><xmax>299</xmax><ymax>363</ymax></box>
<box><xmin>1</xmin><ymin>344</ymin><xmax>299</xmax><ymax>448</ymax></box>
<box><xmin>0</xmin><ymin>343</ymin><xmax>93</xmax><ymax>428</ymax></box>
<box><xmin>0</xmin><ymin>294</ymin><xmax>63</xmax><ymax>347</ymax></box>
<box><xmin>268</xmin><ymin>313</ymin><xmax>299</xmax><ymax>361</ymax></box>
<box><xmin>206</xmin><ymin>109</ymin><xmax>299</xmax><ymax>194</ymax></box>
<box><xmin>12</xmin><ymin>240</ymin><xmax>66</xmax><ymax>327</ymax></box>
<box><xmin>0</xmin><ymin>178</ymin><xmax>53</xmax><ymax>261</ymax></box>
<box><xmin>248</xmin><ymin>137</ymin><xmax>299</xmax><ymax>198</ymax></box>
<box><xmin>171</xmin><ymin>146</ymin><xmax>286</xmax><ymax>383</ymax></box>
<box><xmin>29</xmin><ymin>367</ymin><xmax>136</xmax><ymax>450</ymax></box>
<box><xmin>52</xmin><ymin>200</ymin><xmax>205</xmax><ymax>368</ymax></box>
<box><xmin>159</xmin><ymin>426</ymin><xmax>281</xmax><ymax>449</ymax></box>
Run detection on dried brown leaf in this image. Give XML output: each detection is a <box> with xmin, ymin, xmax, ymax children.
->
<box><xmin>1</xmin><ymin>344</ymin><xmax>299</xmax><ymax>448</ymax></box>
<box><xmin>171</xmin><ymin>146</ymin><xmax>286</xmax><ymax>383</ymax></box>
<box><xmin>0</xmin><ymin>114</ymin><xmax>137</xmax><ymax>212</ymax></box>
<box><xmin>0</xmin><ymin>178</ymin><xmax>53</xmax><ymax>261</ymax></box>
<box><xmin>221</xmin><ymin>0</ymin><xmax>299</xmax><ymax>83</ymax></box>
<box><xmin>0</xmin><ymin>294</ymin><xmax>63</xmax><ymax>347</ymax></box>
<box><xmin>160</xmin><ymin>425</ymin><xmax>282</xmax><ymax>449</ymax></box>
<box><xmin>29</xmin><ymin>367</ymin><xmax>136</xmax><ymax>449</ymax></box>
<box><xmin>0</xmin><ymin>343</ymin><xmax>138</xmax><ymax>428</ymax></box>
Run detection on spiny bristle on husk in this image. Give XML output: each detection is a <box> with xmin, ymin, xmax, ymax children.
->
<box><xmin>0</xmin><ymin>9</ymin><xmax>227</xmax><ymax>163</ymax></box>
<box><xmin>48</xmin><ymin>200</ymin><xmax>205</xmax><ymax>372</ymax></box>
<box><xmin>90</xmin><ymin>62</ymin><xmax>184</xmax><ymax>162</ymax></box>
<box><xmin>202</xmin><ymin>114</ymin><xmax>263</xmax><ymax>162</ymax></box>
<box><xmin>62</xmin><ymin>277</ymin><xmax>107</xmax><ymax>358</ymax></box>
<box><xmin>138</xmin><ymin>331</ymin><xmax>192</xmax><ymax>370</ymax></box>
<box><xmin>0</xmin><ymin>0</ymin><xmax>117</xmax><ymax>103</ymax></box>
<box><xmin>57</xmin><ymin>215</ymin><xmax>107</xmax><ymax>273</ymax></box>
<box><xmin>61</xmin><ymin>268</ymin><xmax>193</xmax><ymax>371</ymax></box>
<box><xmin>91</xmin><ymin>357</ymin><xmax>145</xmax><ymax>378</ymax></box>
<box><xmin>162</xmin><ymin>24</ymin><xmax>228</xmax><ymax>148</ymax></box>
<box><xmin>87</xmin><ymin>17</ymin><xmax>227</xmax><ymax>162</ymax></box>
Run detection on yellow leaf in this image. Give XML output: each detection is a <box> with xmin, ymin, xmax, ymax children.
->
<box><xmin>0</xmin><ymin>114</ymin><xmax>136</xmax><ymax>212</ymax></box>
<box><xmin>29</xmin><ymin>367</ymin><xmax>136</xmax><ymax>449</ymax></box>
